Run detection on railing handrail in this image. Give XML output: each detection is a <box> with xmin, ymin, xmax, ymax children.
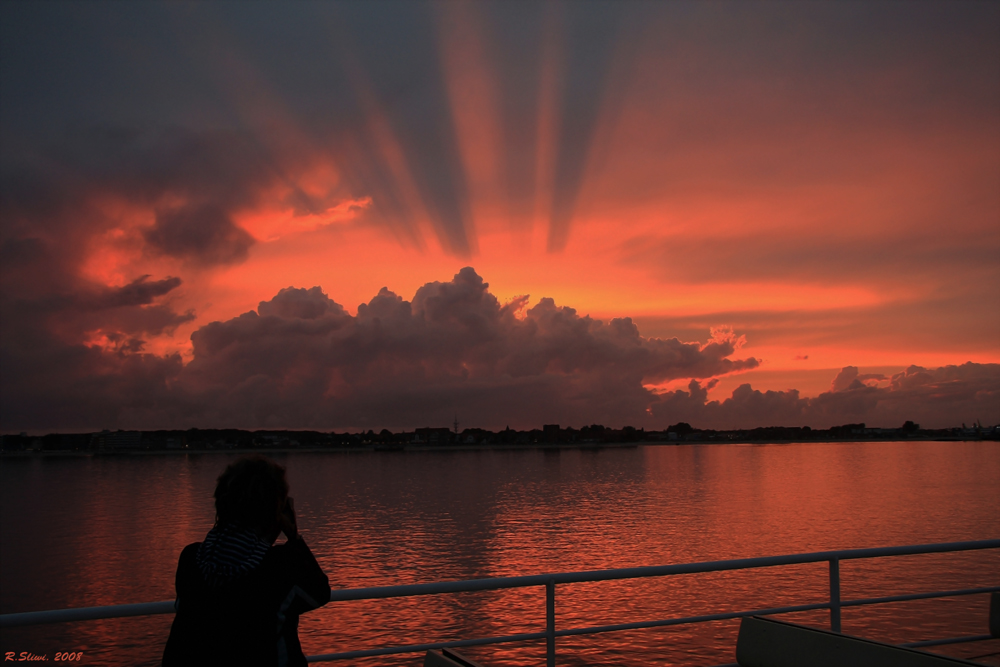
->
<box><xmin>3</xmin><ymin>538</ymin><xmax>997</xmax><ymax>629</ymax></box>
<box><xmin>327</xmin><ymin>538</ymin><xmax>1000</xmax><ymax>601</ymax></box>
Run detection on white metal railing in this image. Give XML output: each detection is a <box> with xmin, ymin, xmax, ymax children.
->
<box><xmin>2</xmin><ymin>540</ymin><xmax>998</xmax><ymax>666</ymax></box>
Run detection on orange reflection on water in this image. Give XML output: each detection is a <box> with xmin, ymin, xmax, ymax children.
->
<box><xmin>1</xmin><ymin>443</ymin><xmax>998</xmax><ymax>666</ymax></box>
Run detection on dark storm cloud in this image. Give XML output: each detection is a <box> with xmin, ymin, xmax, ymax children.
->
<box><xmin>2</xmin><ymin>274</ymin><xmax>192</xmax><ymax>343</ymax></box>
<box><xmin>79</xmin><ymin>277</ymin><xmax>195</xmax><ymax>337</ymax></box>
<box><xmin>0</xmin><ymin>124</ymin><xmax>308</xmax><ymax>380</ymax></box>
<box><xmin>1</xmin><ymin>125</ymin><xmax>283</xmax><ymax>245</ymax></box>
<box><xmin>91</xmin><ymin>275</ymin><xmax>182</xmax><ymax>309</ymax></box>
<box><xmin>0</xmin><ymin>133</ymin><xmax>218</xmax><ymax>433</ymax></box>
<box><xmin>145</xmin><ymin>204</ymin><xmax>253</xmax><ymax>266</ymax></box>
<box><xmin>54</xmin><ymin>126</ymin><xmax>285</xmax><ymax>215</ymax></box>
<box><xmin>55</xmin><ymin>276</ymin><xmax>195</xmax><ymax>339</ymax></box>
<box><xmin>0</xmin><ymin>140</ymin><xmax>197</xmax><ymax>340</ymax></box>
<box><xmin>0</xmin><ymin>126</ymin><xmax>276</xmax><ymax>426</ymax></box>
<box><xmin>0</xmin><ymin>334</ymin><xmax>185</xmax><ymax>434</ymax></box>
<box><xmin>0</xmin><ymin>271</ymin><xmax>191</xmax><ymax>432</ymax></box>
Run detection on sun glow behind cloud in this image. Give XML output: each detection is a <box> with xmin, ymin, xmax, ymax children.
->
<box><xmin>1</xmin><ymin>1</ymin><xmax>997</xmax><ymax>431</ymax></box>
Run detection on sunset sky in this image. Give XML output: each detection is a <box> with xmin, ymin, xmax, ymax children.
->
<box><xmin>1</xmin><ymin>1</ymin><xmax>997</xmax><ymax>432</ymax></box>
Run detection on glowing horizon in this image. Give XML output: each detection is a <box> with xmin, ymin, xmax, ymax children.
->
<box><xmin>1</xmin><ymin>1</ymin><xmax>997</xmax><ymax>432</ymax></box>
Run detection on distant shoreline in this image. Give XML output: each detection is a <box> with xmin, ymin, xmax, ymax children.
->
<box><xmin>1</xmin><ymin>436</ymin><xmax>993</xmax><ymax>458</ymax></box>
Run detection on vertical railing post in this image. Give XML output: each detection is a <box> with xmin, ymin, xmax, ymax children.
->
<box><xmin>546</xmin><ymin>579</ymin><xmax>556</xmax><ymax>667</ymax></box>
<box><xmin>829</xmin><ymin>558</ymin><xmax>841</xmax><ymax>633</ymax></box>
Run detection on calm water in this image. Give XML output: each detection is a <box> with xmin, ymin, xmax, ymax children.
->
<box><xmin>1</xmin><ymin>442</ymin><xmax>998</xmax><ymax>666</ymax></box>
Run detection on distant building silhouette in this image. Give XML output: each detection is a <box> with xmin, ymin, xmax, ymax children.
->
<box><xmin>414</xmin><ymin>427</ymin><xmax>453</xmax><ymax>444</ymax></box>
<box><xmin>94</xmin><ymin>429</ymin><xmax>142</xmax><ymax>451</ymax></box>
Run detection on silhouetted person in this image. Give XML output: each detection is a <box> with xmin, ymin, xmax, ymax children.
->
<box><xmin>163</xmin><ymin>457</ymin><xmax>329</xmax><ymax>667</ymax></box>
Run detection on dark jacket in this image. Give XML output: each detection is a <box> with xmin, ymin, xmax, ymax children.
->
<box><xmin>162</xmin><ymin>536</ymin><xmax>330</xmax><ymax>667</ymax></box>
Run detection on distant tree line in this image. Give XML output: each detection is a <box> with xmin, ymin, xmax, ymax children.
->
<box><xmin>1</xmin><ymin>420</ymin><xmax>996</xmax><ymax>453</ymax></box>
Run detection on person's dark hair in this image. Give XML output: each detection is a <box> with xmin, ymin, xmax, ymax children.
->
<box><xmin>214</xmin><ymin>457</ymin><xmax>289</xmax><ymax>531</ymax></box>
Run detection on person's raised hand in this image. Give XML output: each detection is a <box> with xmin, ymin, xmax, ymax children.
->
<box><xmin>279</xmin><ymin>496</ymin><xmax>299</xmax><ymax>541</ymax></box>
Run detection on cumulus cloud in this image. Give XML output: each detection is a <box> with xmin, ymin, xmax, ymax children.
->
<box><xmin>2</xmin><ymin>267</ymin><xmax>998</xmax><ymax>433</ymax></box>
<box><xmin>0</xmin><ymin>268</ymin><xmax>761</xmax><ymax>431</ymax></box>
<box><xmin>174</xmin><ymin>267</ymin><xmax>759</xmax><ymax>429</ymax></box>
<box><xmin>830</xmin><ymin>365</ymin><xmax>887</xmax><ymax>392</ymax></box>
<box><xmin>652</xmin><ymin>363</ymin><xmax>1000</xmax><ymax>430</ymax></box>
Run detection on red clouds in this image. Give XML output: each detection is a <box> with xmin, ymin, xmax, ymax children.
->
<box><xmin>2</xmin><ymin>266</ymin><xmax>997</xmax><ymax>432</ymax></box>
<box><xmin>652</xmin><ymin>363</ymin><xmax>1000</xmax><ymax>430</ymax></box>
<box><xmin>177</xmin><ymin>271</ymin><xmax>1000</xmax><ymax>429</ymax></box>
<box><xmin>830</xmin><ymin>366</ymin><xmax>886</xmax><ymax>393</ymax></box>
<box><xmin>1</xmin><ymin>3</ymin><xmax>998</xmax><ymax>433</ymax></box>
<box><xmin>179</xmin><ymin>268</ymin><xmax>759</xmax><ymax>430</ymax></box>
<box><xmin>145</xmin><ymin>204</ymin><xmax>254</xmax><ymax>267</ymax></box>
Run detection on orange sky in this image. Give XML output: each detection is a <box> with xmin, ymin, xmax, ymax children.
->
<box><xmin>1</xmin><ymin>1</ymin><xmax>998</xmax><ymax>431</ymax></box>
<box><xmin>73</xmin><ymin>20</ymin><xmax>999</xmax><ymax>394</ymax></box>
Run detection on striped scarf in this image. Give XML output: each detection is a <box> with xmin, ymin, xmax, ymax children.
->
<box><xmin>196</xmin><ymin>522</ymin><xmax>271</xmax><ymax>586</ymax></box>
